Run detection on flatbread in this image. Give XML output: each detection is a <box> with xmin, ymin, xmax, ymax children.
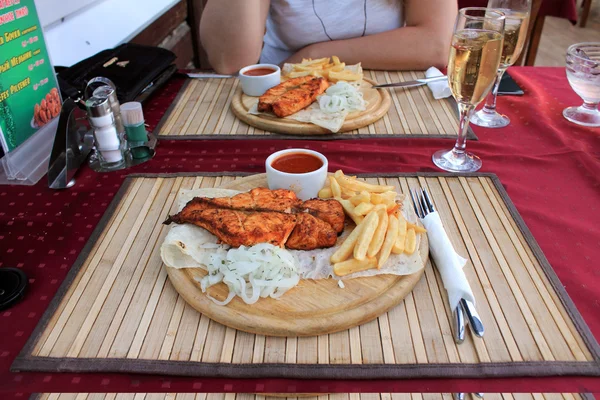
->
<box><xmin>160</xmin><ymin>188</ymin><xmax>424</xmax><ymax>280</ymax></box>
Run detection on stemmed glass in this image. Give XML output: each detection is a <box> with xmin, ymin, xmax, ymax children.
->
<box><xmin>471</xmin><ymin>0</ymin><xmax>531</xmax><ymax>128</ymax></box>
<box><xmin>432</xmin><ymin>8</ymin><xmax>505</xmax><ymax>173</ymax></box>
<box><xmin>563</xmin><ymin>42</ymin><xmax>600</xmax><ymax>127</ymax></box>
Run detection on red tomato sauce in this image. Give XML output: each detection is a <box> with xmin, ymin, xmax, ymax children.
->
<box><xmin>243</xmin><ymin>68</ymin><xmax>277</xmax><ymax>76</ymax></box>
<box><xmin>271</xmin><ymin>153</ymin><xmax>323</xmax><ymax>174</ymax></box>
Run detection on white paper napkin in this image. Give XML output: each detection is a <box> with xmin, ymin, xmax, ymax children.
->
<box><xmin>421</xmin><ymin>211</ymin><xmax>475</xmax><ymax>311</ymax></box>
<box><xmin>425</xmin><ymin>67</ymin><xmax>452</xmax><ymax>99</ymax></box>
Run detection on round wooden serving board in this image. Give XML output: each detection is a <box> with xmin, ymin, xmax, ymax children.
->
<box><xmin>230</xmin><ymin>79</ymin><xmax>391</xmax><ymax>135</ymax></box>
<box><xmin>166</xmin><ymin>174</ymin><xmax>428</xmax><ymax>337</ymax></box>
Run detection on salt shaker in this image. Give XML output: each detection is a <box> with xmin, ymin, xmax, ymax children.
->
<box><xmin>92</xmin><ymin>85</ymin><xmax>126</xmax><ymax>140</ymax></box>
<box><xmin>85</xmin><ymin>96</ymin><xmax>126</xmax><ymax>170</ymax></box>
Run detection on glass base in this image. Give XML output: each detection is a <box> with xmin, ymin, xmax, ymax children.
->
<box><xmin>563</xmin><ymin>105</ymin><xmax>600</xmax><ymax>127</ymax></box>
<box><xmin>432</xmin><ymin>148</ymin><xmax>482</xmax><ymax>173</ymax></box>
<box><xmin>471</xmin><ymin>108</ymin><xmax>510</xmax><ymax>128</ymax></box>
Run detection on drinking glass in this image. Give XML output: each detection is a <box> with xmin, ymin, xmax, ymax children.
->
<box><xmin>563</xmin><ymin>43</ymin><xmax>600</xmax><ymax>127</ymax></box>
<box><xmin>432</xmin><ymin>8</ymin><xmax>505</xmax><ymax>173</ymax></box>
<box><xmin>471</xmin><ymin>0</ymin><xmax>531</xmax><ymax>128</ymax></box>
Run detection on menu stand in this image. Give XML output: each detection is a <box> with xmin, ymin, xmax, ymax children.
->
<box><xmin>0</xmin><ymin>118</ymin><xmax>57</xmax><ymax>186</ymax></box>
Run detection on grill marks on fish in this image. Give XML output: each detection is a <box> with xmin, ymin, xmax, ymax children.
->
<box><xmin>258</xmin><ymin>77</ymin><xmax>330</xmax><ymax>117</ymax></box>
<box><xmin>164</xmin><ymin>187</ymin><xmax>345</xmax><ymax>250</ymax></box>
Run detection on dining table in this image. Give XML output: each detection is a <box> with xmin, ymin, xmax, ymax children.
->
<box><xmin>0</xmin><ymin>66</ymin><xmax>599</xmax><ymax>398</ymax></box>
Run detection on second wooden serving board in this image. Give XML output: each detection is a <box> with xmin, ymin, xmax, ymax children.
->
<box><xmin>230</xmin><ymin>79</ymin><xmax>392</xmax><ymax>135</ymax></box>
<box><xmin>166</xmin><ymin>174</ymin><xmax>428</xmax><ymax>337</ymax></box>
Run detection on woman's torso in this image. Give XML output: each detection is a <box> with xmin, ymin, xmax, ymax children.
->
<box><xmin>260</xmin><ymin>0</ymin><xmax>404</xmax><ymax>65</ymax></box>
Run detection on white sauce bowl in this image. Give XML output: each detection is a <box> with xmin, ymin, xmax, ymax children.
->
<box><xmin>265</xmin><ymin>149</ymin><xmax>328</xmax><ymax>201</ymax></box>
<box><xmin>239</xmin><ymin>64</ymin><xmax>281</xmax><ymax>96</ymax></box>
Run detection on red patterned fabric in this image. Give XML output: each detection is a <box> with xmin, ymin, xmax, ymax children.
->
<box><xmin>0</xmin><ymin>67</ymin><xmax>599</xmax><ymax>397</ymax></box>
<box><xmin>458</xmin><ymin>0</ymin><xmax>578</xmax><ymax>22</ymax></box>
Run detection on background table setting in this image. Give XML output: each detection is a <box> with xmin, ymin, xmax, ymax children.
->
<box><xmin>0</xmin><ymin>64</ymin><xmax>599</xmax><ymax>398</ymax></box>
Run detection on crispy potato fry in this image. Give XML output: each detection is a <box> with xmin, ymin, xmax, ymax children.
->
<box><xmin>332</xmin><ymin>55</ymin><xmax>341</xmax><ymax>65</ymax></box>
<box><xmin>329</xmin><ymin>63</ymin><xmax>346</xmax><ymax>72</ymax></box>
<box><xmin>407</xmin><ymin>222</ymin><xmax>427</xmax><ymax>234</ymax></box>
<box><xmin>336</xmin><ymin>175</ymin><xmax>395</xmax><ymax>193</ymax></box>
<box><xmin>330</xmin><ymin>221</ymin><xmax>365</xmax><ymax>264</ymax></box>
<box><xmin>328</xmin><ymin>69</ymin><xmax>362</xmax><ymax>82</ymax></box>
<box><xmin>301</xmin><ymin>57</ymin><xmax>330</xmax><ymax>66</ymax></box>
<box><xmin>333</xmin><ymin>257</ymin><xmax>377</xmax><ymax>277</ymax></box>
<box><xmin>392</xmin><ymin>214</ymin><xmax>407</xmax><ymax>254</ymax></box>
<box><xmin>371</xmin><ymin>191</ymin><xmax>397</xmax><ymax>205</ymax></box>
<box><xmin>330</xmin><ymin>177</ymin><xmax>342</xmax><ymax>198</ymax></box>
<box><xmin>318</xmin><ymin>187</ymin><xmax>332</xmax><ymax>199</ymax></box>
<box><xmin>354</xmin><ymin>202</ymin><xmax>375</xmax><ymax>216</ymax></box>
<box><xmin>341</xmin><ymin>186</ymin><xmax>358</xmax><ymax>198</ymax></box>
<box><xmin>367</xmin><ymin>208</ymin><xmax>388</xmax><ymax>258</ymax></box>
<box><xmin>354</xmin><ymin>210</ymin><xmax>379</xmax><ymax>261</ymax></box>
<box><xmin>337</xmin><ymin>198</ymin><xmax>363</xmax><ymax>225</ymax></box>
<box><xmin>288</xmin><ymin>70</ymin><xmax>318</xmax><ymax>78</ymax></box>
<box><xmin>404</xmin><ymin>228</ymin><xmax>417</xmax><ymax>255</ymax></box>
<box><xmin>378</xmin><ymin>214</ymin><xmax>399</xmax><ymax>268</ymax></box>
<box><xmin>349</xmin><ymin>191</ymin><xmax>371</xmax><ymax>206</ymax></box>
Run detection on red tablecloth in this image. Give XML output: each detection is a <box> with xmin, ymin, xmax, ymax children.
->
<box><xmin>0</xmin><ymin>67</ymin><xmax>599</xmax><ymax>397</ymax></box>
<box><xmin>458</xmin><ymin>0</ymin><xmax>578</xmax><ymax>22</ymax></box>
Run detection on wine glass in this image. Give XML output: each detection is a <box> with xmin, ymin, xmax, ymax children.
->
<box><xmin>563</xmin><ymin>43</ymin><xmax>600</xmax><ymax>127</ymax></box>
<box><xmin>471</xmin><ymin>0</ymin><xmax>531</xmax><ymax>128</ymax></box>
<box><xmin>432</xmin><ymin>8</ymin><xmax>505</xmax><ymax>173</ymax></box>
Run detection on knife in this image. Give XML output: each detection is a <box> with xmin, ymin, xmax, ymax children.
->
<box><xmin>372</xmin><ymin>75</ymin><xmax>447</xmax><ymax>89</ymax></box>
<box><xmin>186</xmin><ymin>72</ymin><xmax>236</xmax><ymax>79</ymax></box>
<box><xmin>454</xmin><ymin>306</ymin><xmax>466</xmax><ymax>344</ymax></box>
<box><xmin>461</xmin><ymin>298</ymin><xmax>484</xmax><ymax>337</ymax></box>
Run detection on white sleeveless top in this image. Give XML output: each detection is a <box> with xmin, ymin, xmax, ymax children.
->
<box><xmin>260</xmin><ymin>0</ymin><xmax>404</xmax><ymax>65</ymax></box>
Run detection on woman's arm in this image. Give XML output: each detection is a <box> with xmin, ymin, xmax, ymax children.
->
<box><xmin>199</xmin><ymin>0</ymin><xmax>270</xmax><ymax>74</ymax></box>
<box><xmin>285</xmin><ymin>0</ymin><xmax>457</xmax><ymax>70</ymax></box>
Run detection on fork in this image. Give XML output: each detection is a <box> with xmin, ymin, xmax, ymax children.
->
<box><xmin>410</xmin><ymin>187</ymin><xmax>484</xmax><ymax>342</ymax></box>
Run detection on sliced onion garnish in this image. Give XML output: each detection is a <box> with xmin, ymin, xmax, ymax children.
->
<box><xmin>196</xmin><ymin>243</ymin><xmax>300</xmax><ymax>306</ymax></box>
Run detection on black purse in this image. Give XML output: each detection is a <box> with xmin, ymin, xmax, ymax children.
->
<box><xmin>56</xmin><ymin>43</ymin><xmax>177</xmax><ymax>103</ymax></box>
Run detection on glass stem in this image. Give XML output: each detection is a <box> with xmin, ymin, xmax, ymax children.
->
<box><xmin>481</xmin><ymin>68</ymin><xmax>507</xmax><ymax>114</ymax></box>
<box><xmin>453</xmin><ymin>102</ymin><xmax>475</xmax><ymax>156</ymax></box>
<box><xmin>581</xmin><ymin>101</ymin><xmax>599</xmax><ymax>111</ymax></box>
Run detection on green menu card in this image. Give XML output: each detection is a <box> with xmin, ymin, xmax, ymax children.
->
<box><xmin>0</xmin><ymin>0</ymin><xmax>61</xmax><ymax>154</ymax></box>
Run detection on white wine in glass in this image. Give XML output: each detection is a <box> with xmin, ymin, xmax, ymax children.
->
<box><xmin>432</xmin><ymin>8</ymin><xmax>505</xmax><ymax>173</ymax></box>
<box><xmin>471</xmin><ymin>0</ymin><xmax>531</xmax><ymax>128</ymax></box>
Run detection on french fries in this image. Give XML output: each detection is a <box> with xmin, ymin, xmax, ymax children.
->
<box><xmin>322</xmin><ymin>170</ymin><xmax>427</xmax><ymax>277</ymax></box>
<box><xmin>378</xmin><ymin>214</ymin><xmax>399</xmax><ymax>269</ymax></box>
<box><xmin>283</xmin><ymin>56</ymin><xmax>363</xmax><ymax>82</ymax></box>
<box><xmin>354</xmin><ymin>210</ymin><xmax>379</xmax><ymax>261</ymax></box>
<box><xmin>367</xmin><ymin>207</ymin><xmax>388</xmax><ymax>258</ymax></box>
<box><xmin>334</xmin><ymin>257</ymin><xmax>377</xmax><ymax>277</ymax></box>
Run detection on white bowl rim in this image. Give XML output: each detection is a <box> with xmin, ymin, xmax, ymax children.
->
<box><xmin>239</xmin><ymin>63</ymin><xmax>281</xmax><ymax>78</ymax></box>
<box><xmin>265</xmin><ymin>148</ymin><xmax>328</xmax><ymax>177</ymax></box>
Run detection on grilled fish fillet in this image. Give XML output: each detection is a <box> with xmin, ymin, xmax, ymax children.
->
<box><xmin>164</xmin><ymin>188</ymin><xmax>345</xmax><ymax>250</ymax></box>
<box><xmin>167</xmin><ymin>188</ymin><xmax>301</xmax><ymax>221</ymax></box>
<box><xmin>178</xmin><ymin>208</ymin><xmax>297</xmax><ymax>248</ymax></box>
<box><xmin>271</xmin><ymin>77</ymin><xmax>329</xmax><ymax>117</ymax></box>
<box><xmin>258</xmin><ymin>76</ymin><xmax>314</xmax><ymax>112</ymax></box>
<box><xmin>286</xmin><ymin>213</ymin><xmax>338</xmax><ymax>250</ymax></box>
<box><xmin>300</xmin><ymin>198</ymin><xmax>345</xmax><ymax>234</ymax></box>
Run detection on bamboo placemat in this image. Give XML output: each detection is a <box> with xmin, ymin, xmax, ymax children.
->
<box><xmin>13</xmin><ymin>173</ymin><xmax>600</xmax><ymax>379</ymax></box>
<box><xmin>155</xmin><ymin>71</ymin><xmax>477</xmax><ymax>140</ymax></box>
<box><xmin>30</xmin><ymin>394</ymin><xmax>595</xmax><ymax>400</ymax></box>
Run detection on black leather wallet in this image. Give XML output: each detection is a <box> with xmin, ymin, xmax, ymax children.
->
<box><xmin>498</xmin><ymin>72</ymin><xmax>524</xmax><ymax>96</ymax></box>
<box><xmin>57</xmin><ymin>43</ymin><xmax>177</xmax><ymax>103</ymax></box>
